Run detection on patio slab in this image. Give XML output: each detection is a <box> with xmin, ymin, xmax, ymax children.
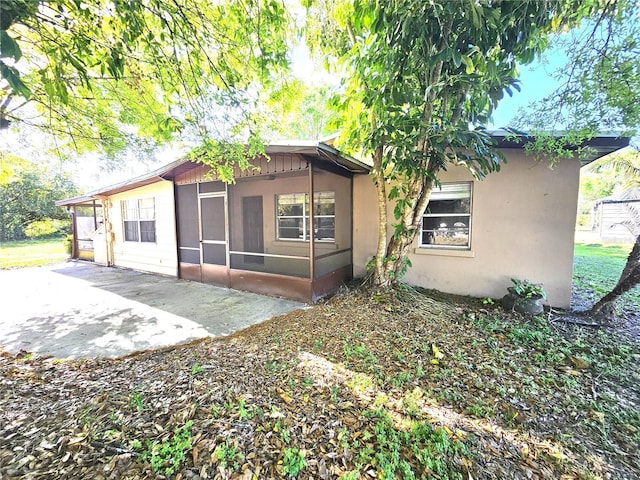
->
<box><xmin>0</xmin><ymin>261</ymin><xmax>305</xmax><ymax>359</ymax></box>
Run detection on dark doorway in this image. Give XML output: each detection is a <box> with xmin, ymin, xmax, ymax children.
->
<box><xmin>242</xmin><ymin>196</ymin><xmax>264</xmax><ymax>264</ymax></box>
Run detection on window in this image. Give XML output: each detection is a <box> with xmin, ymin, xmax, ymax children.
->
<box><xmin>421</xmin><ymin>183</ymin><xmax>471</xmax><ymax>249</ymax></box>
<box><xmin>122</xmin><ymin>198</ymin><xmax>156</xmax><ymax>242</ymax></box>
<box><xmin>276</xmin><ymin>192</ymin><xmax>335</xmax><ymax>241</ymax></box>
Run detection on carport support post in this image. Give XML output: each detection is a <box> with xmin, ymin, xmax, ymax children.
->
<box><xmin>309</xmin><ymin>161</ymin><xmax>315</xmax><ymax>282</ymax></box>
<box><xmin>92</xmin><ymin>200</ymin><xmax>98</xmax><ymax>230</ymax></box>
<box><xmin>71</xmin><ymin>206</ymin><xmax>78</xmax><ymax>259</ymax></box>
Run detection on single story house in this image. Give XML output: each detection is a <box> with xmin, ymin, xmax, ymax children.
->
<box><xmin>57</xmin><ymin>135</ymin><xmax>629</xmax><ymax>307</ymax></box>
<box><xmin>592</xmin><ymin>187</ymin><xmax>640</xmax><ymax>244</ymax></box>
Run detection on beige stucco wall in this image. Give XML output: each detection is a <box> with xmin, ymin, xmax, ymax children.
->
<box><xmin>108</xmin><ymin>181</ymin><xmax>178</xmax><ymax>277</ymax></box>
<box><xmin>353</xmin><ymin>151</ymin><xmax>581</xmax><ymax>307</ymax></box>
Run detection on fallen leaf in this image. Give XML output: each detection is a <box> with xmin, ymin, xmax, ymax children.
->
<box><xmin>569</xmin><ymin>355</ymin><xmax>590</xmax><ymax>369</ymax></box>
<box><xmin>277</xmin><ymin>388</ymin><xmax>292</xmax><ymax>404</ymax></box>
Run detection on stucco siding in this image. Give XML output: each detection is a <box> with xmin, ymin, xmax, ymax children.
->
<box><xmin>353</xmin><ymin>152</ymin><xmax>580</xmax><ymax>307</ymax></box>
<box><xmin>108</xmin><ymin>181</ymin><xmax>178</xmax><ymax>277</ymax></box>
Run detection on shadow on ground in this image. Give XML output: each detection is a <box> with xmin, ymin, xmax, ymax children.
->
<box><xmin>0</xmin><ymin>261</ymin><xmax>304</xmax><ymax>359</ymax></box>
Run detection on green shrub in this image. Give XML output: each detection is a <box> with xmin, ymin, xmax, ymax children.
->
<box><xmin>25</xmin><ymin>219</ymin><xmax>69</xmax><ymax>239</ymax></box>
<box><xmin>63</xmin><ymin>234</ymin><xmax>73</xmax><ymax>254</ymax></box>
<box><xmin>510</xmin><ymin>278</ymin><xmax>546</xmax><ymax>299</ymax></box>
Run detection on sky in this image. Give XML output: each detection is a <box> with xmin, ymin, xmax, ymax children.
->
<box><xmin>489</xmin><ymin>50</ymin><xmax>566</xmax><ymax>129</ymax></box>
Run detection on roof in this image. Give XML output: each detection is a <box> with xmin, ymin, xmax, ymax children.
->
<box><xmin>57</xmin><ymin>133</ymin><xmax>631</xmax><ymax>207</ymax></box>
<box><xmin>595</xmin><ymin>187</ymin><xmax>640</xmax><ymax>206</ymax></box>
<box><xmin>56</xmin><ymin>141</ymin><xmax>369</xmax><ymax>207</ymax></box>
<box><xmin>55</xmin><ymin>158</ymin><xmax>187</xmax><ymax>207</ymax></box>
<box><xmin>489</xmin><ymin>131</ymin><xmax>631</xmax><ymax>165</ymax></box>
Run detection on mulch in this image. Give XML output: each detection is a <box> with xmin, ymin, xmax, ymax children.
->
<box><xmin>1</xmin><ymin>287</ymin><xmax>638</xmax><ymax>479</ymax></box>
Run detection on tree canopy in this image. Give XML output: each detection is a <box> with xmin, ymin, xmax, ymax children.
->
<box><xmin>1</xmin><ymin>0</ymin><xmax>292</xmax><ymax>159</ymax></box>
<box><xmin>0</xmin><ymin>153</ymin><xmax>78</xmax><ymax>241</ymax></box>
<box><xmin>517</xmin><ymin>0</ymin><xmax>640</xmax><ymax>139</ymax></box>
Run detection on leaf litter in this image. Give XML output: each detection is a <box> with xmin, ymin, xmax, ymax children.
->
<box><xmin>1</xmin><ymin>286</ymin><xmax>638</xmax><ymax>479</ymax></box>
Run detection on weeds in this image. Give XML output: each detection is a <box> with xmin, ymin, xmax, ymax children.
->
<box><xmin>139</xmin><ymin>421</ymin><xmax>193</xmax><ymax>476</ymax></box>
<box><xmin>214</xmin><ymin>440</ymin><xmax>245</xmax><ymax>472</ymax></box>
<box><xmin>364</xmin><ymin>408</ymin><xmax>464</xmax><ymax>480</ymax></box>
<box><xmin>282</xmin><ymin>447</ymin><xmax>307</xmax><ymax>478</ymax></box>
<box><xmin>129</xmin><ymin>390</ymin><xmax>145</xmax><ymax>412</ymax></box>
<box><xmin>343</xmin><ymin>342</ymin><xmax>379</xmax><ymax>373</ymax></box>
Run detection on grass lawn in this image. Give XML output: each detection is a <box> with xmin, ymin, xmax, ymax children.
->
<box><xmin>0</xmin><ymin>237</ymin><xmax>69</xmax><ymax>269</ymax></box>
<box><xmin>573</xmin><ymin>242</ymin><xmax>639</xmax><ymax>311</ymax></box>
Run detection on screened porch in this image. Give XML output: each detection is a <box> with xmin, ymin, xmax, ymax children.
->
<box><xmin>172</xmin><ymin>144</ymin><xmax>368</xmax><ymax>302</ymax></box>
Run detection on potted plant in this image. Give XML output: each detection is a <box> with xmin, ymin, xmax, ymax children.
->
<box><xmin>502</xmin><ymin>278</ymin><xmax>546</xmax><ymax>315</ymax></box>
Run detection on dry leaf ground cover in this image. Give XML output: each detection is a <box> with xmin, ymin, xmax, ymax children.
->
<box><xmin>1</xmin><ymin>285</ymin><xmax>638</xmax><ymax>480</ymax></box>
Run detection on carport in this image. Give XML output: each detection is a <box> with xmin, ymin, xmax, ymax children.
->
<box><xmin>0</xmin><ymin>261</ymin><xmax>303</xmax><ymax>359</ymax></box>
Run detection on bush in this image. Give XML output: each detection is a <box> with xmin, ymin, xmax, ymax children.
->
<box><xmin>24</xmin><ymin>219</ymin><xmax>69</xmax><ymax>239</ymax></box>
<box><xmin>63</xmin><ymin>234</ymin><xmax>73</xmax><ymax>255</ymax></box>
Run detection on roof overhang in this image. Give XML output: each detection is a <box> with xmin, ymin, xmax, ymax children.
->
<box><xmin>489</xmin><ymin>131</ymin><xmax>631</xmax><ymax>165</ymax></box>
<box><xmin>56</xmin><ymin>141</ymin><xmax>370</xmax><ymax>207</ymax></box>
<box><xmin>55</xmin><ymin>158</ymin><xmax>186</xmax><ymax>207</ymax></box>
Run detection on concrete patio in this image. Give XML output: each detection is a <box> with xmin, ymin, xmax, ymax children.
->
<box><xmin>0</xmin><ymin>261</ymin><xmax>304</xmax><ymax>359</ymax></box>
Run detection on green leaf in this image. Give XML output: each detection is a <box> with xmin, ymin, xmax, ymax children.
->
<box><xmin>0</xmin><ymin>61</ymin><xmax>30</xmax><ymax>99</ymax></box>
<box><xmin>460</xmin><ymin>54</ymin><xmax>475</xmax><ymax>74</ymax></box>
<box><xmin>452</xmin><ymin>50</ymin><xmax>462</xmax><ymax>68</ymax></box>
<box><xmin>0</xmin><ymin>31</ymin><xmax>21</xmax><ymax>60</ymax></box>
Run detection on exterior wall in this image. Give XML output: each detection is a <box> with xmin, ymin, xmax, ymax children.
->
<box><xmin>599</xmin><ymin>202</ymin><xmax>637</xmax><ymax>243</ymax></box>
<box><xmin>174</xmin><ymin>154</ymin><xmax>308</xmax><ymax>185</ymax></box>
<box><xmin>108</xmin><ymin>181</ymin><xmax>178</xmax><ymax>277</ymax></box>
<box><xmin>353</xmin><ymin>151</ymin><xmax>581</xmax><ymax>307</ymax></box>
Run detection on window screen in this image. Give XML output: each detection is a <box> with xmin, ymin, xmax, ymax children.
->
<box><xmin>122</xmin><ymin>198</ymin><xmax>156</xmax><ymax>243</ymax></box>
<box><xmin>276</xmin><ymin>192</ymin><xmax>335</xmax><ymax>241</ymax></box>
<box><xmin>421</xmin><ymin>183</ymin><xmax>471</xmax><ymax>249</ymax></box>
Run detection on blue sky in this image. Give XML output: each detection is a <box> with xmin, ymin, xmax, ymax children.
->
<box><xmin>490</xmin><ymin>48</ymin><xmax>567</xmax><ymax>129</ymax></box>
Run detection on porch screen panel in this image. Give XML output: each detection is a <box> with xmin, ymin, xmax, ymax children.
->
<box><xmin>315</xmin><ymin>251</ymin><xmax>351</xmax><ymax>278</ymax></box>
<box><xmin>200</xmin><ymin>196</ymin><xmax>226</xmax><ymax>266</ymax></box>
<box><xmin>313</xmin><ymin>170</ymin><xmax>352</xmax><ymax>280</ymax></box>
<box><xmin>76</xmin><ymin>205</ymin><xmax>103</xmax><ymax>251</ymax></box>
<box><xmin>230</xmin><ymin>254</ymin><xmax>310</xmax><ymax>278</ymax></box>
<box><xmin>200</xmin><ymin>181</ymin><xmax>225</xmax><ymax>193</ymax></box>
<box><xmin>201</xmin><ymin>197</ymin><xmax>225</xmax><ymax>242</ymax></box>
<box><xmin>176</xmin><ymin>184</ymin><xmax>199</xmax><ymax>264</ymax></box>
<box><xmin>203</xmin><ymin>244</ymin><xmax>226</xmax><ymax>265</ymax></box>
<box><xmin>228</xmin><ymin>185</ymin><xmax>310</xmax><ymax>277</ymax></box>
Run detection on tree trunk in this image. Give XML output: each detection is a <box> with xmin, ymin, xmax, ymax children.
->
<box><xmin>371</xmin><ymin>168</ymin><xmax>435</xmax><ymax>288</ymax></box>
<box><xmin>372</xmin><ymin>146</ymin><xmax>389</xmax><ymax>286</ymax></box>
<box><xmin>590</xmin><ymin>233</ymin><xmax>640</xmax><ymax>317</ymax></box>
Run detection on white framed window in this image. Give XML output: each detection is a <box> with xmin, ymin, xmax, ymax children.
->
<box><xmin>276</xmin><ymin>192</ymin><xmax>335</xmax><ymax>241</ymax></box>
<box><xmin>122</xmin><ymin>198</ymin><xmax>156</xmax><ymax>243</ymax></box>
<box><xmin>421</xmin><ymin>182</ymin><xmax>472</xmax><ymax>249</ymax></box>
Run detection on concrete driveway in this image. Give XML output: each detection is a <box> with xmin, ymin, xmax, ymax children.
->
<box><xmin>0</xmin><ymin>261</ymin><xmax>304</xmax><ymax>359</ymax></box>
